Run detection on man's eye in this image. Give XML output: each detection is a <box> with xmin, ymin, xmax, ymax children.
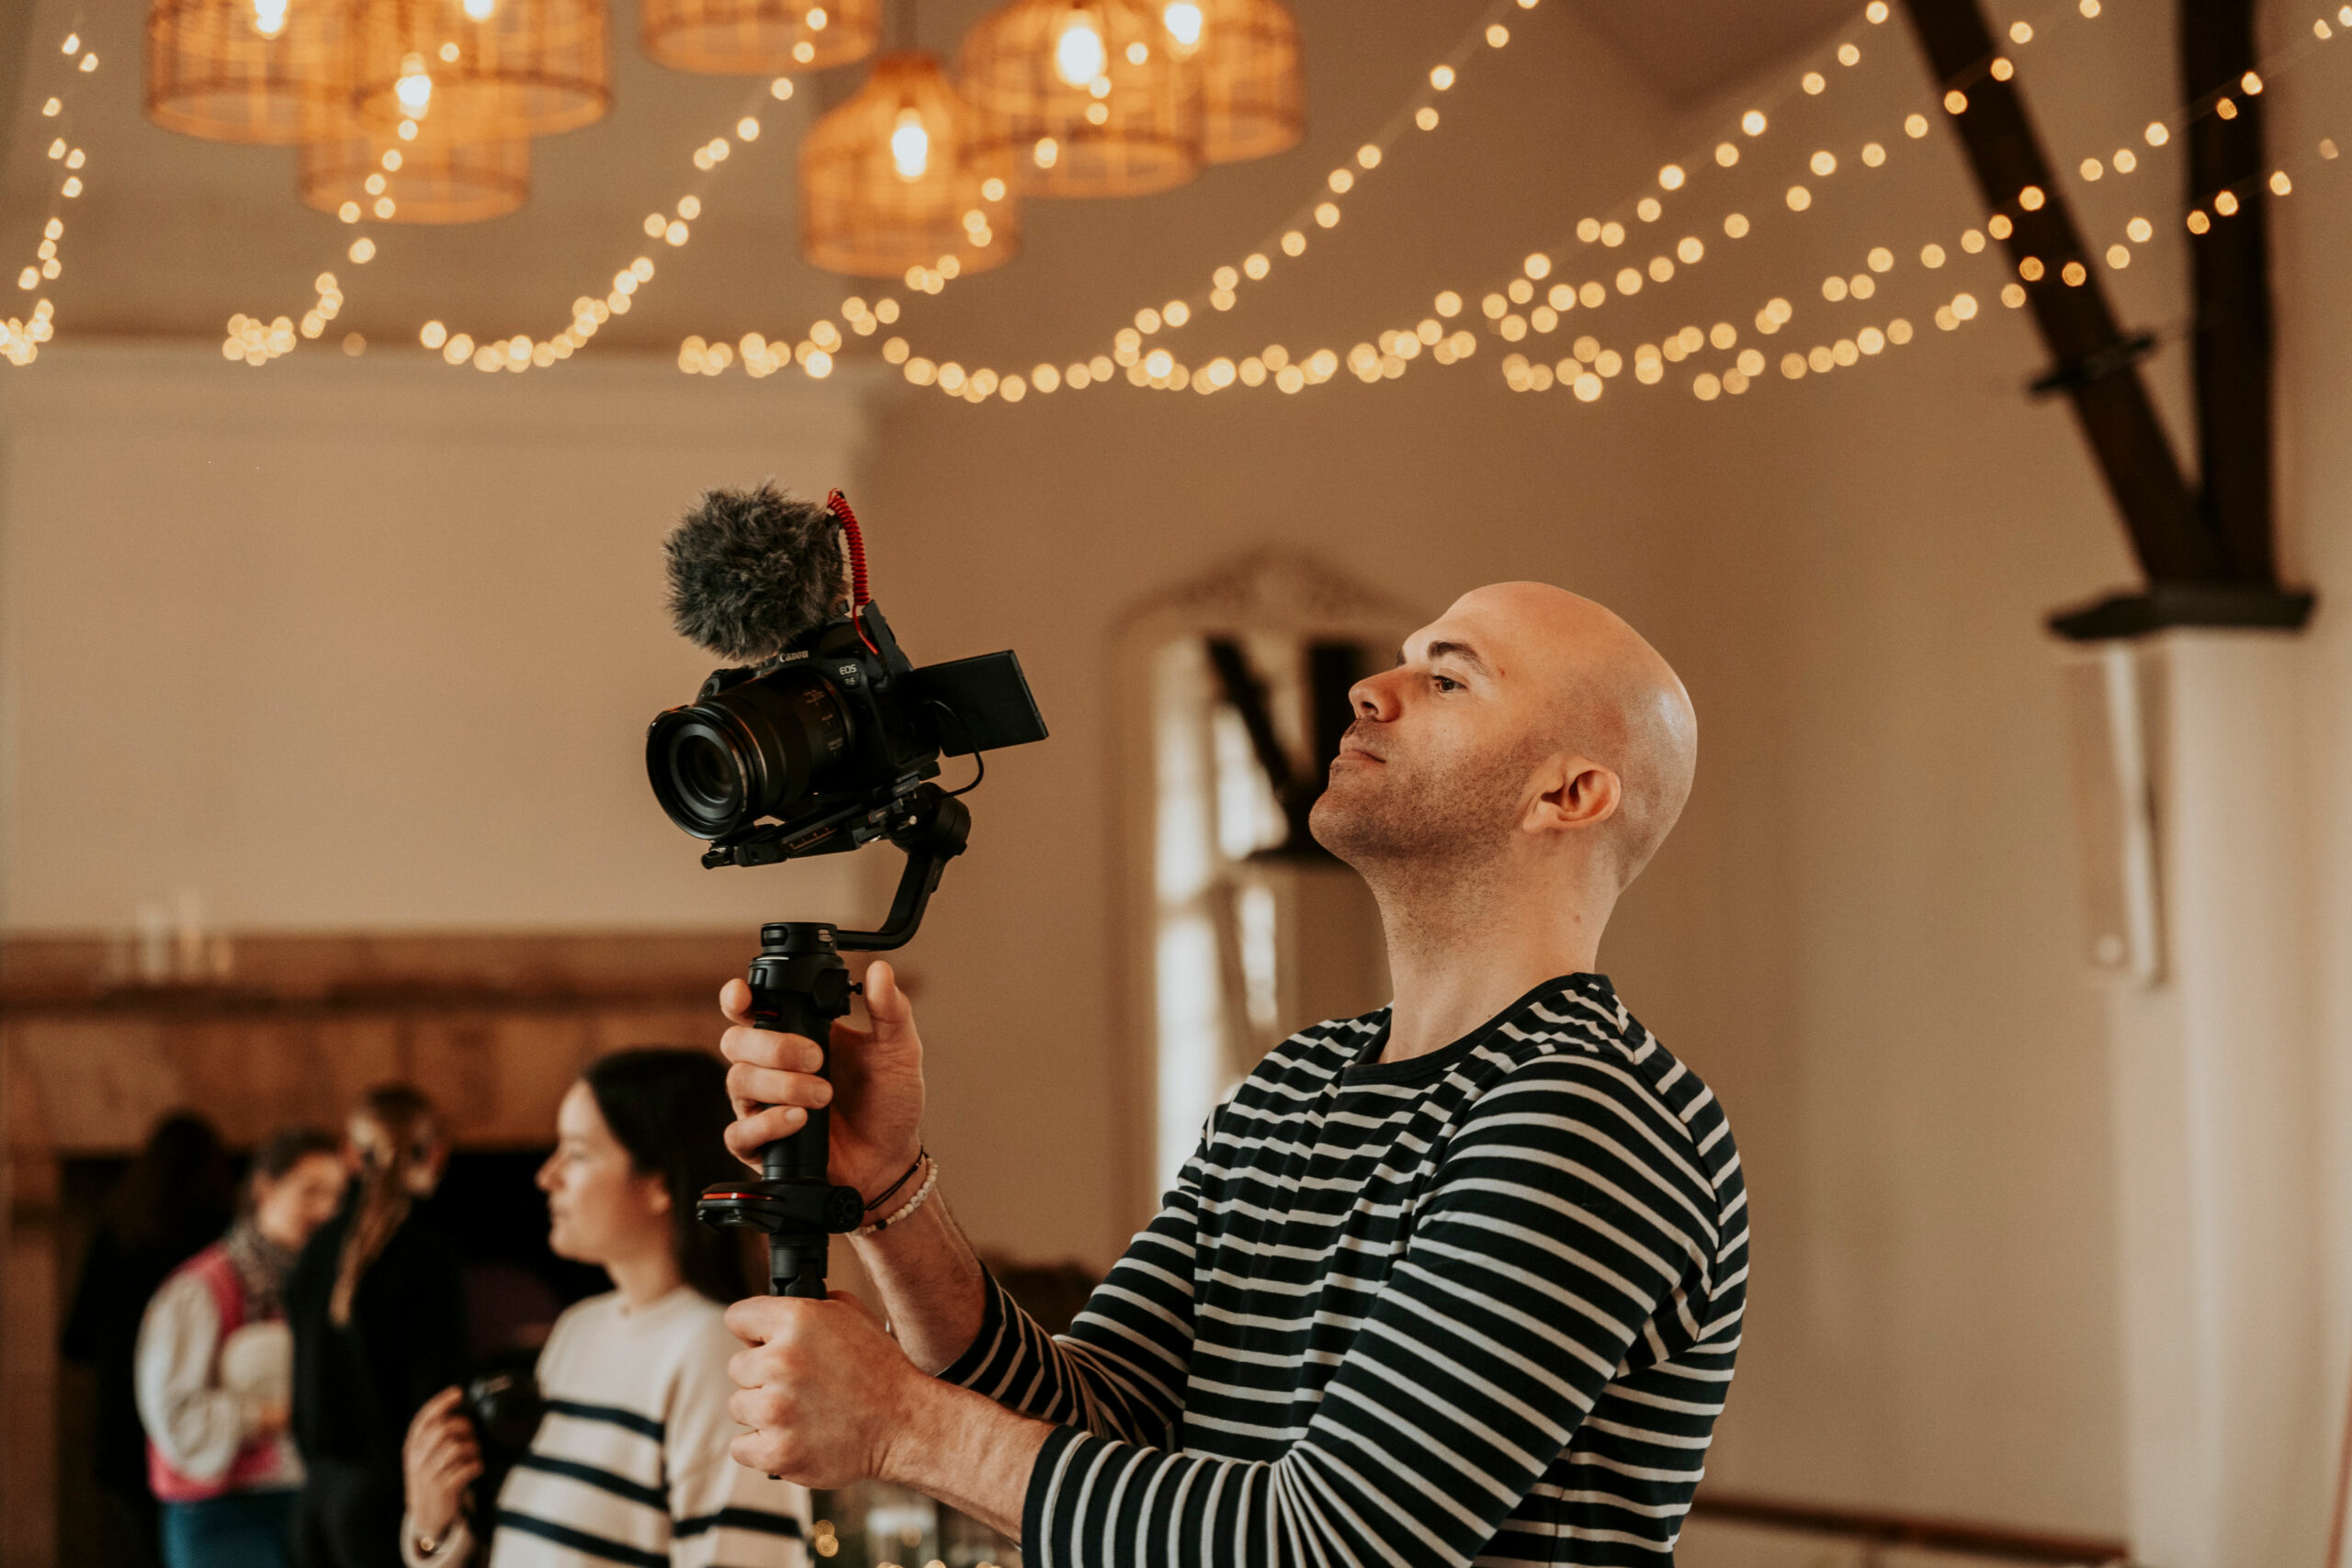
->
<box><xmin>1433</xmin><ymin>674</ymin><xmax>1461</xmax><ymax>693</ymax></box>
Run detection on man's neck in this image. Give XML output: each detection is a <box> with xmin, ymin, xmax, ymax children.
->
<box><xmin>1368</xmin><ymin>857</ymin><xmax>1613</xmax><ymax>1063</ymax></box>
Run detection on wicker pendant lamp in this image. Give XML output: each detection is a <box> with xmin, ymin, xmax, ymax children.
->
<box><xmin>353</xmin><ymin>0</ymin><xmax>611</xmax><ymax>141</ymax></box>
<box><xmin>145</xmin><ymin>0</ymin><xmax>353</xmax><ymax>143</ymax></box>
<box><xmin>642</xmin><ymin>0</ymin><xmax>880</xmax><ymax>73</ymax></box>
<box><xmin>801</xmin><ymin>52</ymin><xmax>1019</xmax><ymax>277</ymax></box>
<box><xmin>300</xmin><ymin>133</ymin><xmax>531</xmax><ymax>223</ymax></box>
<box><xmin>1160</xmin><ymin>0</ymin><xmax>1300</xmax><ymax>163</ymax></box>
<box><xmin>957</xmin><ymin>0</ymin><xmax>1202</xmax><ymax>198</ymax></box>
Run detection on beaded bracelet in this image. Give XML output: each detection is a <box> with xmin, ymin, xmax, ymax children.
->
<box><xmin>854</xmin><ymin>1156</ymin><xmax>939</xmax><ymax>1236</ymax></box>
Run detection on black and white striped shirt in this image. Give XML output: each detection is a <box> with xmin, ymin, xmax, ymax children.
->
<box><xmin>944</xmin><ymin>975</ymin><xmax>1746</xmax><ymax>1567</ymax></box>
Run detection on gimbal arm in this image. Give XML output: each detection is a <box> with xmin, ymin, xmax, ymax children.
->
<box><xmin>837</xmin><ymin>786</ymin><xmax>972</xmax><ymax>953</ymax></box>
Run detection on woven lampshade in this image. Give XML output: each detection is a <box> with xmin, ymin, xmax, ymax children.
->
<box><xmin>957</xmin><ymin>0</ymin><xmax>1202</xmax><ymax>198</ymax></box>
<box><xmin>1163</xmin><ymin>0</ymin><xmax>1300</xmax><ymax>163</ymax></box>
<box><xmin>300</xmin><ymin>133</ymin><xmax>531</xmax><ymax>223</ymax></box>
<box><xmin>145</xmin><ymin>0</ymin><xmax>353</xmax><ymax>144</ymax></box>
<box><xmin>802</xmin><ymin>53</ymin><xmax>1020</xmax><ymax>277</ymax></box>
<box><xmin>354</xmin><ymin>0</ymin><xmax>610</xmax><ymax>141</ymax></box>
<box><xmin>642</xmin><ymin>0</ymin><xmax>879</xmax><ymax>73</ymax></box>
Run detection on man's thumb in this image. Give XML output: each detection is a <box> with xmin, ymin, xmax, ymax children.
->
<box><xmin>863</xmin><ymin>959</ymin><xmax>914</xmax><ymax>1036</ymax></box>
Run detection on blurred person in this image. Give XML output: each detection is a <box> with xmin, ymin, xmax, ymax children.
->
<box><xmin>288</xmin><ymin>1087</ymin><xmax>468</xmax><ymax>1568</ymax></box>
<box><xmin>62</xmin><ymin>1111</ymin><xmax>238</xmax><ymax>1567</ymax></box>
<box><xmin>138</xmin><ymin>1127</ymin><xmax>347</xmax><ymax>1568</ymax></box>
<box><xmin>399</xmin><ymin>1048</ymin><xmax>810</xmax><ymax>1568</ymax></box>
<box><xmin>717</xmin><ymin>584</ymin><xmax>1747</xmax><ymax>1567</ymax></box>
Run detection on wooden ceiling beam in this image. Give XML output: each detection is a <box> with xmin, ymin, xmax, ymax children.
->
<box><xmin>1900</xmin><ymin>0</ymin><xmax>2221</xmax><ymax>584</ymax></box>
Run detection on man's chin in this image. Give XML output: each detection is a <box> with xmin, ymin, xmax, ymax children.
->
<box><xmin>1307</xmin><ymin>793</ymin><xmax>1376</xmax><ymax>865</ymax></box>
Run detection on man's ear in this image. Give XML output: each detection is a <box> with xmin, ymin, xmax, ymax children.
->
<box><xmin>1525</xmin><ymin>755</ymin><xmax>1622</xmax><ymax>836</ymax></box>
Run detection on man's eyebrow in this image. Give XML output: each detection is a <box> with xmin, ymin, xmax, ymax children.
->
<box><xmin>1418</xmin><ymin>639</ymin><xmax>1492</xmax><ymax>676</ymax></box>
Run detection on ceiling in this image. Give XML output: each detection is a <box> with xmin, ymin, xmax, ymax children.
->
<box><xmin>1</xmin><ymin>0</ymin><xmax>1863</xmax><ymax>352</ymax></box>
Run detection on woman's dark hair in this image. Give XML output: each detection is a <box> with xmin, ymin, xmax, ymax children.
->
<box><xmin>333</xmin><ymin>1083</ymin><xmax>445</xmax><ymax>1326</ymax></box>
<box><xmin>240</xmin><ymin>1125</ymin><xmax>341</xmax><ymax>1217</ymax></box>
<box><xmin>583</xmin><ymin>1048</ymin><xmax>747</xmax><ymax>1303</ymax></box>
<box><xmin>107</xmin><ymin>1111</ymin><xmax>234</xmax><ymax>1252</ymax></box>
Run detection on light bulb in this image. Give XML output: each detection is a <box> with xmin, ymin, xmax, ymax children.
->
<box><xmin>252</xmin><ymin>0</ymin><xmax>288</xmax><ymax>38</ymax></box>
<box><xmin>463</xmin><ymin>0</ymin><xmax>495</xmax><ymax>18</ymax></box>
<box><xmin>890</xmin><ymin>107</ymin><xmax>930</xmax><ymax>180</ymax></box>
<box><xmin>395</xmin><ymin>56</ymin><xmax>434</xmax><ymax>115</ymax></box>
<box><xmin>1163</xmin><ymin>2</ymin><xmax>1203</xmax><ymax>50</ymax></box>
<box><xmin>1055</xmin><ymin>17</ymin><xmax>1107</xmax><ymax>88</ymax></box>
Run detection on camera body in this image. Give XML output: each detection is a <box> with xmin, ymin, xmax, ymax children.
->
<box><xmin>647</xmin><ymin>600</ymin><xmax>1045</xmax><ymax>871</ymax></box>
<box><xmin>463</xmin><ymin>1367</ymin><xmax>547</xmax><ymax>1459</ymax></box>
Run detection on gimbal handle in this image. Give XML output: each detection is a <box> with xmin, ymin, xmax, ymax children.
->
<box><xmin>695</xmin><ymin>786</ymin><xmax>973</xmax><ymax>1297</ymax></box>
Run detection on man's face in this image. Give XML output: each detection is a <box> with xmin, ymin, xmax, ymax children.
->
<box><xmin>1308</xmin><ymin>596</ymin><xmax>1552</xmax><ymax>871</ymax></box>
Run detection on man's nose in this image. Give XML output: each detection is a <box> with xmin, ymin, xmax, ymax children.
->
<box><xmin>1348</xmin><ymin>669</ymin><xmax>1404</xmax><ymax>722</ymax></box>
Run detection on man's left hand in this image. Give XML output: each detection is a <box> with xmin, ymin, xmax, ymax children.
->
<box><xmin>725</xmin><ymin>1290</ymin><xmax>922</xmax><ymax>1488</ymax></box>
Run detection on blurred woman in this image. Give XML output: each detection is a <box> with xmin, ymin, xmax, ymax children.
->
<box><xmin>400</xmin><ymin>1049</ymin><xmax>809</xmax><ymax>1568</ymax></box>
<box><xmin>137</xmin><ymin>1125</ymin><xmax>347</xmax><ymax>1568</ymax></box>
<box><xmin>62</xmin><ymin>1111</ymin><xmax>238</xmax><ymax>1567</ymax></box>
<box><xmin>288</xmin><ymin>1086</ymin><xmax>469</xmax><ymax>1568</ymax></box>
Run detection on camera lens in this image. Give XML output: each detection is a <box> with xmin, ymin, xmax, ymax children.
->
<box><xmin>648</xmin><ymin>668</ymin><xmax>853</xmax><ymax>839</ymax></box>
<box><xmin>676</xmin><ymin>733</ymin><xmax>734</xmax><ymax>806</ymax></box>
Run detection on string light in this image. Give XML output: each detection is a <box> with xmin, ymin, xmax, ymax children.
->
<box><xmin>409</xmin><ymin>82</ymin><xmax>801</xmax><ymax>372</ymax></box>
<box><xmin>836</xmin><ymin>0</ymin><xmax>1898</xmax><ymax>400</ymax></box>
<box><xmin>5</xmin><ymin>27</ymin><xmax>101</xmax><ymax>365</ymax></box>
<box><xmin>1432</xmin><ymin>0</ymin><xmax>2348</xmax><ymax>410</ymax></box>
<box><xmin>690</xmin><ymin>0</ymin><xmax>2156</xmax><ymax>401</ymax></box>
<box><xmin>582</xmin><ymin>0</ymin><xmax>2349</xmax><ymax>406</ymax></box>
<box><xmin>1503</xmin><ymin>70</ymin><xmax>2352</xmax><ymax>408</ymax></box>
<box><xmin>842</xmin><ymin>0</ymin><xmax>2333</xmax><ymax>411</ymax></box>
<box><xmin>190</xmin><ymin>0</ymin><xmax>2347</xmax><ymax>413</ymax></box>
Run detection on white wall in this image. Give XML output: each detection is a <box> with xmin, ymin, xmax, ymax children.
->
<box><xmin>0</xmin><ymin>348</ymin><xmax>876</xmax><ymax>932</ymax></box>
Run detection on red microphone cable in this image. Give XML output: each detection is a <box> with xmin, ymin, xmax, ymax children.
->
<box><xmin>825</xmin><ymin>489</ymin><xmax>877</xmax><ymax>652</ymax></box>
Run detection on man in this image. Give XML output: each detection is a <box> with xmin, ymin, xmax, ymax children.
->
<box><xmin>717</xmin><ymin>582</ymin><xmax>1747</xmax><ymax>1565</ymax></box>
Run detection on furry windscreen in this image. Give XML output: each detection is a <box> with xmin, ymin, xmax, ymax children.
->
<box><xmin>664</xmin><ymin>482</ymin><xmax>847</xmax><ymax>660</ymax></box>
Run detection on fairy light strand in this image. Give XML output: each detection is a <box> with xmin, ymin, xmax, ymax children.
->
<box><xmin>4</xmin><ymin>26</ymin><xmax>101</xmax><ymax>367</ymax></box>
<box><xmin>694</xmin><ymin>0</ymin><xmax>1565</xmax><ymax>399</ymax></box>
<box><xmin>865</xmin><ymin>0</ymin><xmax>1913</xmax><ymax>400</ymax></box>
<box><xmin>685</xmin><ymin>0</ymin><xmax>2346</xmax><ymax>405</ymax></box>
<box><xmin>182</xmin><ymin>0</ymin><xmax>2347</xmax><ymax>414</ymax></box>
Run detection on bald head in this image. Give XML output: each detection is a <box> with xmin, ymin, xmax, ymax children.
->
<box><xmin>1448</xmin><ymin>582</ymin><xmax>1697</xmax><ymax>886</ymax></box>
<box><xmin>1310</xmin><ymin>581</ymin><xmax>1697</xmax><ymax>896</ymax></box>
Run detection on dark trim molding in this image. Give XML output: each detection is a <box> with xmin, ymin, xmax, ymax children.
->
<box><xmin>1690</xmin><ymin>1490</ymin><xmax>2135</xmax><ymax>1564</ymax></box>
<box><xmin>2048</xmin><ymin>583</ymin><xmax>2316</xmax><ymax>641</ymax></box>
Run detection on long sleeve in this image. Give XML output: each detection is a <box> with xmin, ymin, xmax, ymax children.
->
<box><xmin>936</xmin><ymin>1142</ymin><xmax>1204</xmax><ymax>1450</ymax></box>
<box><xmin>135</xmin><ymin>1271</ymin><xmax>254</xmax><ymax>1483</ymax></box>
<box><xmin>398</xmin><ymin>1514</ymin><xmax>473</xmax><ymax>1568</ymax></box>
<box><xmin>394</xmin><ymin>1230</ymin><xmax>471</xmax><ymax>1423</ymax></box>
<box><xmin>666</xmin><ymin>1310</ymin><xmax>810</xmax><ymax>1568</ymax></box>
<box><xmin>1016</xmin><ymin>1054</ymin><xmax>1724</xmax><ymax>1568</ymax></box>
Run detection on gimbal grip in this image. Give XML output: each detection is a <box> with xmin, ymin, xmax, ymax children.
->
<box><xmin>748</xmin><ymin>977</ymin><xmax>832</xmax><ymax>1189</ymax></box>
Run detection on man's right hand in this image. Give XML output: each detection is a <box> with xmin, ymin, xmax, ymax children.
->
<box><xmin>719</xmin><ymin>957</ymin><xmax>927</xmax><ymax>1207</ymax></box>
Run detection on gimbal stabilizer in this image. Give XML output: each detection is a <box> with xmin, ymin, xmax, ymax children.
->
<box><xmin>694</xmin><ymin>783</ymin><xmax>970</xmax><ymax>1298</ymax></box>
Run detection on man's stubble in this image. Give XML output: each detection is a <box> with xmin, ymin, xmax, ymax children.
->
<box><xmin>1309</xmin><ymin>722</ymin><xmax>1543</xmax><ymax>909</ymax></box>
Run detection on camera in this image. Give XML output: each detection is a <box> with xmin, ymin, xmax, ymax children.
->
<box><xmin>648</xmin><ymin>601</ymin><xmax>1046</xmax><ymax>870</ymax></box>
<box><xmin>648</xmin><ymin>484</ymin><xmax>1047</xmax><ymax>1296</ymax></box>
<box><xmin>463</xmin><ymin>1366</ymin><xmax>546</xmax><ymax>1459</ymax></box>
